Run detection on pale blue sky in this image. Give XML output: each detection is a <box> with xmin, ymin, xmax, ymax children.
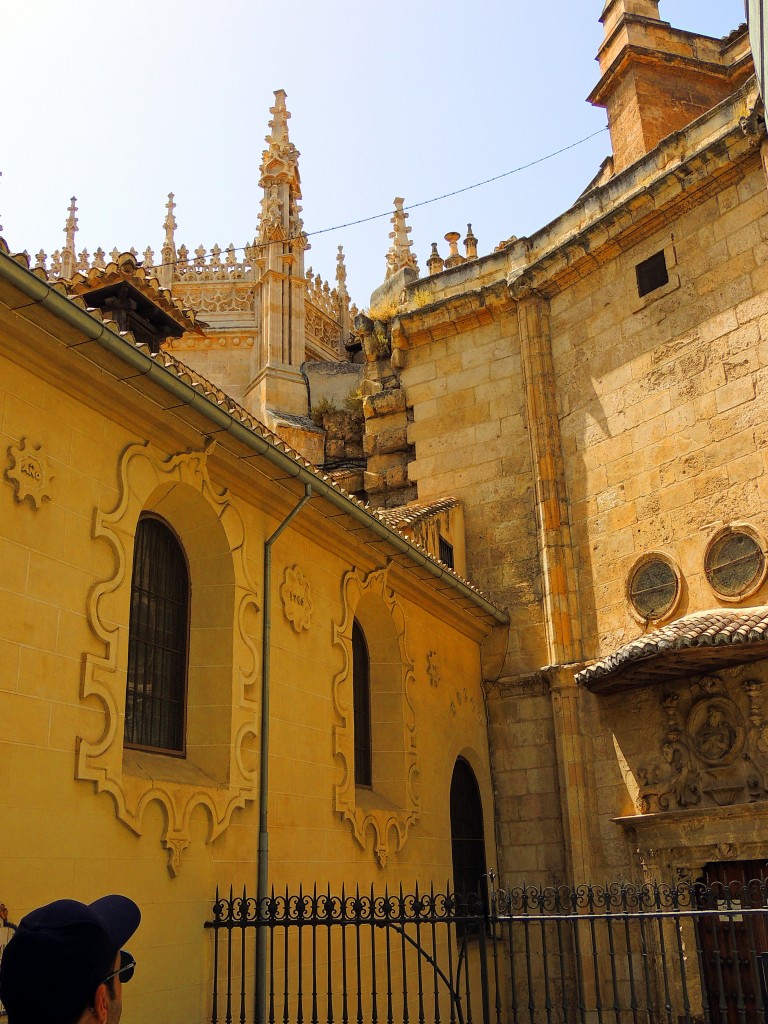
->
<box><xmin>4</xmin><ymin>1</ymin><xmax>745</xmax><ymax>305</ymax></box>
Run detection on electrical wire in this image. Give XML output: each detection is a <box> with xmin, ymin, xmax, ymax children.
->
<box><xmin>59</xmin><ymin>125</ymin><xmax>609</xmax><ymax>271</ymax></box>
<box><xmin>308</xmin><ymin>125</ymin><xmax>609</xmax><ymax>237</ymax></box>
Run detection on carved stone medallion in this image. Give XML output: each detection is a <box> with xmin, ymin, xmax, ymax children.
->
<box><xmin>5</xmin><ymin>438</ymin><xmax>54</xmax><ymax>509</ymax></box>
<box><xmin>280</xmin><ymin>564</ymin><xmax>313</xmax><ymax>632</ymax></box>
<box><xmin>687</xmin><ymin>697</ymin><xmax>745</xmax><ymax>767</ymax></box>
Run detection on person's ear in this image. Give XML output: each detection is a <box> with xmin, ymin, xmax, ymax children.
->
<box><xmin>91</xmin><ymin>982</ymin><xmax>109</xmax><ymax>1024</ymax></box>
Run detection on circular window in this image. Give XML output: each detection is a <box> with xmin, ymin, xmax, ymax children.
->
<box><xmin>705</xmin><ymin>526</ymin><xmax>766</xmax><ymax>601</ymax></box>
<box><xmin>628</xmin><ymin>555</ymin><xmax>680</xmax><ymax>621</ymax></box>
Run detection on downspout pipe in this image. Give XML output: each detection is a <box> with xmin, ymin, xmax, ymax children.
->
<box><xmin>255</xmin><ymin>483</ymin><xmax>313</xmax><ymax>1024</ymax></box>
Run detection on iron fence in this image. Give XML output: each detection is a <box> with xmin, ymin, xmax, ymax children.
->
<box><xmin>205</xmin><ymin>877</ymin><xmax>768</xmax><ymax>1024</ymax></box>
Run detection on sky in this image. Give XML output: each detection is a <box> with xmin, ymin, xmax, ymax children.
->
<box><xmin>4</xmin><ymin>1</ymin><xmax>746</xmax><ymax>307</ymax></box>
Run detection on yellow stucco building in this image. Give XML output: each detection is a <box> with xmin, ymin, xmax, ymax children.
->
<box><xmin>7</xmin><ymin>2</ymin><xmax>768</xmax><ymax>1022</ymax></box>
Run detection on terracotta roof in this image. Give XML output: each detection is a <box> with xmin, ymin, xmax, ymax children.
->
<box><xmin>63</xmin><ymin>252</ymin><xmax>204</xmax><ymax>335</ymax></box>
<box><xmin>377</xmin><ymin>497</ymin><xmax>460</xmax><ymax>529</ymax></box>
<box><xmin>577</xmin><ymin>606</ymin><xmax>768</xmax><ymax>694</ymax></box>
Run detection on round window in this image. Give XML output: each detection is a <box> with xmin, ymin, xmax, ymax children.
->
<box><xmin>705</xmin><ymin>528</ymin><xmax>766</xmax><ymax>600</ymax></box>
<box><xmin>628</xmin><ymin>556</ymin><xmax>679</xmax><ymax>621</ymax></box>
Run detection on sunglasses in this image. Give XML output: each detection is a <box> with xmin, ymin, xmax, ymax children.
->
<box><xmin>103</xmin><ymin>949</ymin><xmax>136</xmax><ymax>986</ymax></box>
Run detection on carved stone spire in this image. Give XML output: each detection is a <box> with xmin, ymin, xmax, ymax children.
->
<box><xmin>61</xmin><ymin>196</ymin><xmax>78</xmax><ymax>279</ymax></box>
<box><xmin>336</xmin><ymin>245</ymin><xmax>350</xmax><ymax>351</ymax></box>
<box><xmin>159</xmin><ymin>192</ymin><xmax>177</xmax><ymax>290</ymax></box>
<box><xmin>385</xmin><ymin>198</ymin><xmax>419</xmax><ymax>280</ymax></box>
<box><xmin>246</xmin><ymin>90</ymin><xmax>310</xmax><ymax>423</ymax></box>
<box><xmin>335</xmin><ymin>245</ymin><xmax>348</xmax><ymax>298</ymax></box>
<box><xmin>163</xmin><ymin>193</ymin><xmax>177</xmax><ymax>249</ymax></box>
<box><xmin>257</xmin><ymin>89</ymin><xmax>304</xmax><ymax>244</ymax></box>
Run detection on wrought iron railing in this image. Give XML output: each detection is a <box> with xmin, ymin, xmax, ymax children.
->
<box><xmin>205</xmin><ymin>877</ymin><xmax>768</xmax><ymax>1024</ymax></box>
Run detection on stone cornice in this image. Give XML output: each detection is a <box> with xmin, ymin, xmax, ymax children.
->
<box><xmin>390</xmin><ymin>280</ymin><xmax>512</xmax><ymax>350</ymax></box>
<box><xmin>588</xmin><ymin>42</ymin><xmax>751</xmax><ymax>109</ymax></box>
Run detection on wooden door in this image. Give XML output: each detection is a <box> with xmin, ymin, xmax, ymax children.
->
<box><xmin>697</xmin><ymin>861</ymin><xmax>768</xmax><ymax>1024</ymax></box>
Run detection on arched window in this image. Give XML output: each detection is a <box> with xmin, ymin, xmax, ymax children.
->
<box><xmin>352</xmin><ymin>619</ymin><xmax>372</xmax><ymax>787</ymax></box>
<box><xmin>450</xmin><ymin>758</ymin><xmax>487</xmax><ymax>906</ymax></box>
<box><xmin>125</xmin><ymin>515</ymin><xmax>189</xmax><ymax>755</ymax></box>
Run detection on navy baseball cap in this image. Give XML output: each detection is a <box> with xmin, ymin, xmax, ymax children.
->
<box><xmin>0</xmin><ymin>895</ymin><xmax>140</xmax><ymax>1024</ymax></box>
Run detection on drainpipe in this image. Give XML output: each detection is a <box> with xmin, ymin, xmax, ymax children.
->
<box><xmin>255</xmin><ymin>482</ymin><xmax>313</xmax><ymax>1024</ymax></box>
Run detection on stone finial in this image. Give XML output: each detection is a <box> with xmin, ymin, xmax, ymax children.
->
<box><xmin>427</xmin><ymin>242</ymin><xmax>445</xmax><ymax>276</ymax></box>
<box><xmin>385</xmin><ymin>197</ymin><xmax>419</xmax><ymax>279</ymax></box>
<box><xmin>464</xmin><ymin>223</ymin><xmax>478</xmax><ymax>260</ymax></box>
<box><xmin>336</xmin><ymin>246</ymin><xmax>350</xmax><ymax>350</ymax></box>
<box><xmin>34</xmin><ymin>250</ymin><xmax>47</xmax><ymax>270</ymax></box>
<box><xmin>158</xmin><ymin>192</ymin><xmax>177</xmax><ymax>289</ymax></box>
<box><xmin>336</xmin><ymin>246</ymin><xmax>348</xmax><ymax>296</ymax></box>
<box><xmin>444</xmin><ymin>231</ymin><xmax>464</xmax><ymax>269</ymax></box>
<box><xmin>259</xmin><ymin>89</ymin><xmax>300</xmax><ymax>185</ymax></box>
<box><xmin>257</xmin><ymin>90</ymin><xmax>307</xmax><ymax>252</ymax></box>
<box><xmin>163</xmin><ymin>192</ymin><xmax>177</xmax><ymax>247</ymax></box>
<box><xmin>61</xmin><ymin>196</ymin><xmax>78</xmax><ymax>279</ymax></box>
<box><xmin>94</xmin><ymin>247</ymin><xmax>106</xmax><ymax>270</ymax></box>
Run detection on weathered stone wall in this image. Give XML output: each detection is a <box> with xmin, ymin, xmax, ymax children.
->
<box><xmin>486</xmin><ymin>675</ymin><xmax>567</xmax><ymax>885</ymax></box>
<box><xmin>401</xmin><ymin>310</ymin><xmax>548</xmax><ymax>673</ymax></box>
<box><xmin>553</xmin><ymin>152</ymin><xmax>768</xmax><ymax>660</ymax></box>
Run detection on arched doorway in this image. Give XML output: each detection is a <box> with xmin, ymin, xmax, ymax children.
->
<box><xmin>450</xmin><ymin>757</ymin><xmax>487</xmax><ymax>905</ymax></box>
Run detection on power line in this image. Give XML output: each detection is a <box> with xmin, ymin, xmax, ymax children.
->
<box><xmin>308</xmin><ymin>125</ymin><xmax>609</xmax><ymax>237</ymax></box>
<box><xmin>59</xmin><ymin>125</ymin><xmax>609</xmax><ymax>271</ymax></box>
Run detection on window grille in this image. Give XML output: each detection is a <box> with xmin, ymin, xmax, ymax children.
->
<box><xmin>125</xmin><ymin>516</ymin><xmax>189</xmax><ymax>755</ymax></box>
<box><xmin>628</xmin><ymin>556</ymin><xmax>679</xmax><ymax>620</ymax></box>
<box><xmin>706</xmin><ymin>528</ymin><xmax>765</xmax><ymax>598</ymax></box>
<box><xmin>438</xmin><ymin>535</ymin><xmax>454</xmax><ymax>569</ymax></box>
<box><xmin>352</xmin><ymin>619</ymin><xmax>372</xmax><ymax>787</ymax></box>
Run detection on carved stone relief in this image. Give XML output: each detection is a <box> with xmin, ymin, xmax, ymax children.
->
<box><xmin>5</xmin><ymin>438</ymin><xmax>54</xmax><ymax>509</ymax></box>
<box><xmin>173</xmin><ymin>281</ymin><xmax>256</xmax><ymax>314</ymax></box>
<box><xmin>638</xmin><ymin>675</ymin><xmax>768</xmax><ymax>813</ymax></box>
<box><xmin>77</xmin><ymin>441</ymin><xmax>260</xmax><ymax>875</ymax></box>
<box><xmin>306</xmin><ymin>303</ymin><xmax>341</xmax><ymax>351</ymax></box>
<box><xmin>166</xmin><ymin>333</ymin><xmax>255</xmax><ymax>352</ymax></box>
<box><xmin>450</xmin><ymin>686</ymin><xmax>480</xmax><ymax>719</ymax></box>
<box><xmin>426</xmin><ymin>650</ymin><xmax>440</xmax><ymax>688</ymax></box>
<box><xmin>332</xmin><ymin>565</ymin><xmax>420</xmax><ymax>866</ymax></box>
<box><xmin>280</xmin><ymin>564</ymin><xmax>312</xmax><ymax>632</ymax></box>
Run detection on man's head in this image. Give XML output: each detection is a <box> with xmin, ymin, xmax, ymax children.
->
<box><xmin>0</xmin><ymin>895</ymin><xmax>140</xmax><ymax>1024</ymax></box>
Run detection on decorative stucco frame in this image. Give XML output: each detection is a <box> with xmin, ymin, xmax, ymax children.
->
<box><xmin>332</xmin><ymin>565</ymin><xmax>420</xmax><ymax>866</ymax></box>
<box><xmin>77</xmin><ymin>441</ymin><xmax>260</xmax><ymax>875</ymax></box>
